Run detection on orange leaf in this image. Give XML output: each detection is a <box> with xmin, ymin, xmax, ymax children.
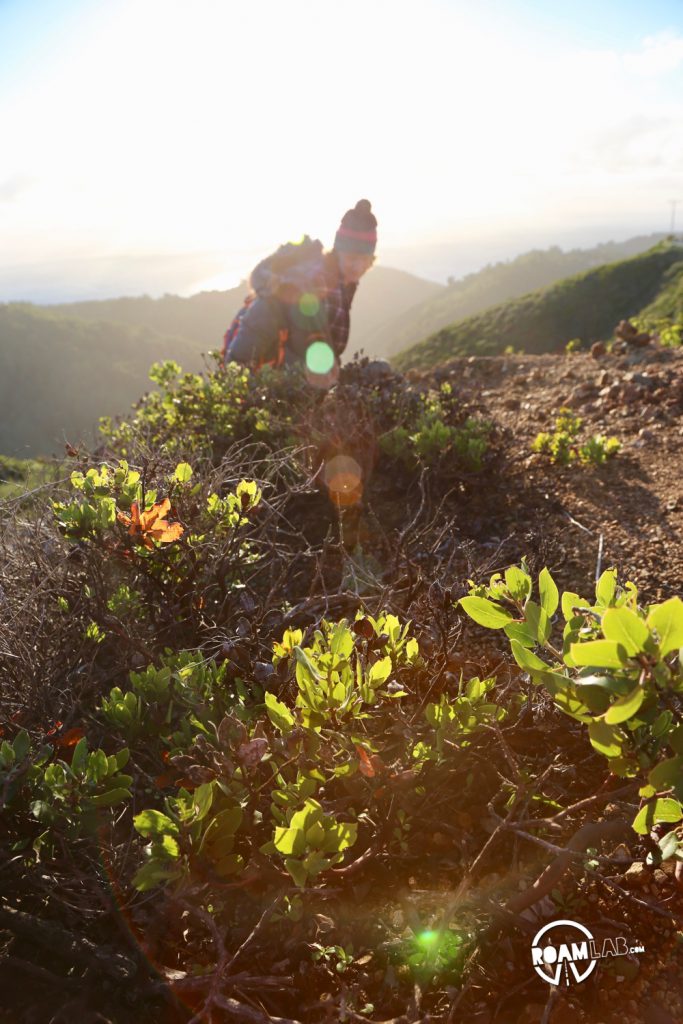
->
<box><xmin>356</xmin><ymin>745</ymin><xmax>384</xmax><ymax>778</ymax></box>
<box><xmin>54</xmin><ymin>727</ymin><xmax>85</xmax><ymax>749</ymax></box>
<box><xmin>118</xmin><ymin>498</ymin><xmax>184</xmax><ymax>548</ymax></box>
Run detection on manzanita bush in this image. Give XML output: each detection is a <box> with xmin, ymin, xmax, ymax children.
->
<box><xmin>460</xmin><ymin>561</ymin><xmax>683</xmax><ymax>860</ymax></box>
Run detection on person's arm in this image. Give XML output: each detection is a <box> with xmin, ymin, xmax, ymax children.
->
<box><xmin>225</xmin><ymin>295</ymin><xmax>282</xmax><ymax>366</ymax></box>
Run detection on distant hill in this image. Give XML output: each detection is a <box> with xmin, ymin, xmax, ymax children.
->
<box><xmin>44</xmin><ymin>266</ymin><xmax>443</xmax><ymax>362</ymax></box>
<box><xmin>0</xmin><ymin>266</ymin><xmax>440</xmax><ymax>456</ymax></box>
<box><xmin>0</xmin><ymin>305</ymin><xmax>201</xmax><ymax>456</ymax></box>
<box><xmin>392</xmin><ymin>242</ymin><xmax>683</xmax><ymax>372</ymax></box>
<box><xmin>370</xmin><ymin>234</ymin><xmax>668</xmax><ymax>359</ymax></box>
<box><xmin>43</xmin><ymin>285</ymin><xmax>248</xmax><ymax>353</ymax></box>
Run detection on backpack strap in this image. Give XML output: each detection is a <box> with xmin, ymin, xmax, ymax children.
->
<box><xmin>221</xmin><ymin>294</ymin><xmax>255</xmax><ymax>365</ymax></box>
<box><xmin>256</xmin><ymin>327</ymin><xmax>289</xmax><ymax>370</ymax></box>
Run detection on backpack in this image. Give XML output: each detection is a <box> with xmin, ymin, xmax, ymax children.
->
<box><xmin>221</xmin><ymin>236</ymin><xmax>325</xmax><ymax>368</ymax></box>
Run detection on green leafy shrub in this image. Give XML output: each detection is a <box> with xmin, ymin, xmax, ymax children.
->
<box><xmin>0</xmin><ymin>731</ymin><xmax>131</xmax><ymax>839</ymax></box>
<box><xmin>266</xmin><ymin>613</ymin><xmax>418</xmax><ymax>732</ymax></box>
<box><xmin>380</xmin><ymin>384</ymin><xmax>492</xmax><ymax>471</ymax></box>
<box><xmin>460</xmin><ymin>561</ymin><xmax>683</xmax><ymax>840</ymax></box>
<box><xmin>532</xmin><ymin>408</ymin><xmax>620</xmax><ymax>465</ymax></box>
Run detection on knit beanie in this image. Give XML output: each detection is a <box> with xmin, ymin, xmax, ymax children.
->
<box><xmin>333</xmin><ymin>199</ymin><xmax>378</xmax><ymax>255</ymax></box>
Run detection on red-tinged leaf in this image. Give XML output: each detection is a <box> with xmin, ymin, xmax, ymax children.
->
<box><xmin>54</xmin><ymin>727</ymin><xmax>85</xmax><ymax>749</ymax></box>
<box><xmin>154</xmin><ymin>773</ymin><xmax>173</xmax><ymax>789</ymax></box>
<box><xmin>237</xmin><ymin>738</ymin><xmax>268</xmax><ymax>768</ymax></box>
<box><xmin>357</xmin><ymin>745</ymin><xmax>384</xmax><ymax>778</ymax></box>
<box><xmin>353</xmin><ymin>617</ymin><xmax>375</xmax><ymax>640</ymax></box>
<box><xmin>65</xmin><ymin>443</ymin><xmax>80</xmax><ymax>457</ymax></box>
<box><xmin>388</xmin><ymin>770</ymin><xmax>417</xmax><ymax>786</ymax></box>
<box><xmin>175</xmin><ymin>778</ymin><xmax>196</xmax><ymax>791</ymax></box>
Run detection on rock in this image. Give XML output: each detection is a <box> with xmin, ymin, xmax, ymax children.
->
<box><xmin>624</xmin><ymin>861</ymin><xmax>648</xmax><ymax>887</ymax></box>
<box><xmin>591</xmin><ymin>341</ymin><xmax>607</xmax><ymax>358</ymax></box>
<box><xmin>564</xmin><ymin>383</ymin><xmax>597</xmax><ymax>407</ymax></box>
<box><xmin>620</xmin><ymin>383</ymin><xmax>644</xmax><ymax>403</ymax></box>
<box><xmin>598</xmin><ymin>370</ymin><xmax>611</xmax><ymax>386</ymax></box>
<box><xmin>364</xmin><ymin>359</ymin><xmax>393</xmax><ymax>383</ymax></box>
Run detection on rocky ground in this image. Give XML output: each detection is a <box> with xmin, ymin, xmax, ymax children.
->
<box><xmin>401</xmin><ymin>341</ymin><xmax>683</xmax><ymax>603</ymax></box>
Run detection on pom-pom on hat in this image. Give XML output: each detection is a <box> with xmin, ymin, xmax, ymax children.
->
<box><xmin>334</xmin><ymin>199</ymin><xmax>378</xmax><ymax>255</ymax></box>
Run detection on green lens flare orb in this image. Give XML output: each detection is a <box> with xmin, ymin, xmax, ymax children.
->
<box><xmin>306</xmin><ymin>340</ymin><xmax>335</xmax><ymax>375</ymax></box>
<box><xmin>299</xmin><ymin>292</ymin><xmax>320</xmax><ymax>317</ymax></box>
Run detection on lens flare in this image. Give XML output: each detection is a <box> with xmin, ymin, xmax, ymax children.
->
<box><xmin>306</xmin><ymin>340</ymin><xmax>334</xmax><ymax>374</ymax></box>
<box><xmin>323</xmin><ymin>454</ymin><xmax>363</xmax><ymax>507</ymax></box>
<box><xmin>299</xmin><ymin>292</ymin><xmax>320</xmax><ymax>317</ymax></box>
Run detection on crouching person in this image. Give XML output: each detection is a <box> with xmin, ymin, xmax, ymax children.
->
<box><xmin>222</xmin><ymin>200</ymin><xmax>377</xmax><ymax>383</ymax></box>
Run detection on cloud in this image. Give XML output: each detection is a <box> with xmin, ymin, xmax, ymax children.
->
<box><xmin>622</xmin><ymin>31</ymin><xmax>683</xmax><ymax>77</ymax></box>
<box><xmin>0</xmin><ymin>173</ymin><xmax>35</xmax><ymax>202</ymax></box>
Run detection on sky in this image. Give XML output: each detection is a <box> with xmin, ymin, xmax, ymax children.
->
<box><xmin>2</xmin><ymin>0</ymin><xmax>683</xmax><ymax>301</ymax></box>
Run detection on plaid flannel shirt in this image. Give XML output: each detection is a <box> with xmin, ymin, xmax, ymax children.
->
<box><xmin>317</xmin><ymin>257</ymin><xmax>357</xmax><ymax>356</ymax></box>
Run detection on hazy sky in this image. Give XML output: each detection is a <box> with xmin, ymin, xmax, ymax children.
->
<box><xmin>2</xmin><ymin>0</ymin><xmax>683</xmax><ymax>300</ymax></box>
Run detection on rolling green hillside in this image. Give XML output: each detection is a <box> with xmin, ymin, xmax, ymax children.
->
<box><xmin>638</xmin><ymin>259</ymin><xmax>683</xmax><ymax>320</ymax></box>
<box><xmin>393</xmin><ymin>241</ymin><xmax>683</xmax><ymax>372</ymax></box>
<box><xmin>370</xmin><ymin>234</ymin><xmax>667</xmax><ymax>359</ymax></box>
<box><xmin>0</xmin><ymin>305</ymin><xmax>204</xmax><ymax>456</ymax></box>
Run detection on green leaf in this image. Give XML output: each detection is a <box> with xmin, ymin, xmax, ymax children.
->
<box><xmin>12</xmin><ymin>730</ymin><xmax>30</xmax><ymax>761</ymax></box>
<box><xmin>459</xmin><ymin>596</ymin><xmax>513</xmax><ymax>629</ymax></box>
<box><xmin>368</xmin><ymin>656</ymin><xmax>392</xmax><ymax>686</ymax></box>
<box><xmin>561</xmin><ymin>591</ymin><xmax>584</xmax><ymax>621</ymax></box>
<box><xmin>274</xmin><ymin>826</ymin><xmax>306</xmax><ymax>857</ymax></box>
<box><xmin>88</xmin><ymin>748</ymin><xmax>109</xmax><ymax>783</ymax></box>
<box><xmin>157</xmin><ymin>834</ymin><xmax>180</xmax><ymax>858</ymax></box>
<box><xmin>264</xmin><ymin>691</ymin><xmax>295</xmax><ymax>734</ymax></box>
<box><xmin>284</xmin><ymin>857</ymin><xmax>308</xmax><ymax>888</ymax></box>
<box><xmin>647</xmin><ymin>597</ymin><xmax>683</xmax><ymax>657</ymax></box>
<box><xmin>569</xmin><ymin>640</ymin><xmax>627</xmax><ymax>669</ymax></box>
<box><xmin>632</xmin><ymin>797</ymin><xmax>683</xmax><ymax>835</ymax></box>
<box><xmin>539</xmin><ymin>568</ymin><xmax>559</xmax><ymax>618</ymax></box>
<box><xmin>527</xmin><ymin>601</ymin><xmax>551</xmax><ymax>645</ymax></box>
<box><xmin>604</xmin><ymin>685</ymin><xmax>645</xmax><ymax>725</ymax></box>
<box><xmin>134</xmin><ymin>809</ymin><xmax>179</xmax><ymax>838</ymax></box>
<box><xmin>504</xmin><ymin>620</ymin><xmax>536</xmax><ymax>648</ymax></box>
<box><xmin>510</xmin><ymin>640</ymin><xmax>549</xmax><ymax>673</ymax></box>
<box><xmin>601</xmin><ymin>607</ymin><xmax>649</xmax><ymax>657</ymax></box>
<box><xmin>504</xmin><ymin>566</ymin><xmax>532</xmax><ymax>603</ymax></box>
<box><xmin>71</xmin><ymin>737</ymin><xmax>89</xmax><ymax>775</ymax></box>
<box><xmin>174</xmin><ymin>462</ymin><xmax>193</xmax><ymax>483</ymax></box>
<box><xmin>595</xmin><ymin>568</ymin><xmax>617</xmax><ymax>607</ymax></box>
<box><xmin>192</xmin><ymin>782</ymin><xmax>214</xmax><ymax>822</ymax></box>
<box><xmin>670</xmin><ymin>726</ymin><xmax>683</xmax><ymax>755</ymax></box>
<box><xmin>89</xmin><ymin>787</ymin><xmax>131</xmax><ymax>808</ymax></box>
<box><xmin>215</xmin><ymin>853</ymin><xmax>244</xmax><ymax>876</ymax></box>
<box><xmin>588</xmin><ymin>720</ymin><xmax>623</xmax><ymax>758</ymax></box>
<box><xmin>212</xmin><ymin>806</ymin><xmax>243</xmax><ymax>837</ymax></box>
<box><xmin>652</xmin><ymin>711</ymin><xmax>673</xmax><ymax>739</ymax></box>
<box><xmin>132</xmin><ymin>861</ymin><xmax>182</xmax><ymax>892</ymax></box>
<box><xmin>648</xmin><ymin>756</ymin><xmax>683</xmax><ymax>792</ymax></box>
<box><xmin>294</xmin><ymin>645</ymin><xmax>324</xmax><ymax>682</ymax></box>
<box><xmin>659</xmin><ymin>830</ymin><xmax>680</xmax><ymax>860</ymax></box>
